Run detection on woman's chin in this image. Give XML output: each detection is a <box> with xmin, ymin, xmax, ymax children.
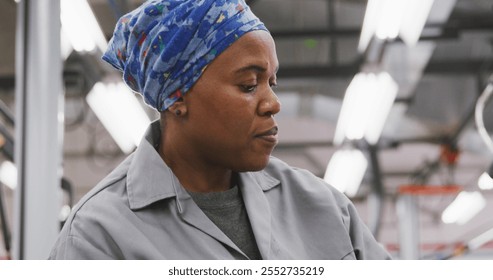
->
<box><xmin>232</xmin><ymin>157</ymin><xmax>271</xmax><ymax>172</ymax></box>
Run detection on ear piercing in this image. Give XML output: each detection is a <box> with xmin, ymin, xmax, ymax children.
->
<box><xmin>175</xmin><ymin>109</ymin><xmax>182</xmax><ymax>116</ymax></box>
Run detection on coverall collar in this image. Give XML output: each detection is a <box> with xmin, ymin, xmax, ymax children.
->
<box><xmin>126</xmin><ymin>120</ymin><xmax>280</xmax><ymax>210</ymax></box>
<box><xmin>126</xmin><ymin>120</ymin><xmax>280</xmax><ymax>258</ymax></box>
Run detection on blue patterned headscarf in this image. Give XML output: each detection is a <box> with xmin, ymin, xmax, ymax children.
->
<box><xmin>102</xmin><ymin>0</ymin><xmax>268</xmax><ymax>111</ymax></box>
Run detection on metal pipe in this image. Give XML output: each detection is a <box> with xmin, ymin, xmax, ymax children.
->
<box><xmin>0</xmin><ymin>184</ymin><xmax>11</xmax><ymax>256</ymax></box>
<box><xmin>366</xmin><ymin>143</ymin><xmax>385</xmax><ymax>239</ymax></box>
<box><xmin>13</xmin><ymin>0</ymin><xmax>63</xmax><ymax>259</ymax></box>
<box><xmin>327</xmin><ymin>0</ymin><xmax>337</xmax><ymax>66</ymax></box>
<box><xmin>397</xmin><ymin>194</ymin><xmax>420</xmax><ymax>259</ymax></box>
<box><xmin>474</xmin><ymin>77</ymin><xmax>493</xmax><ymax>154</ymax></box>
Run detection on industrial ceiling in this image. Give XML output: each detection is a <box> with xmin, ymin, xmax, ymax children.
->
<box><xmin>0</xmin><ymin>0</ymin><xmax>493</xmax><ymax>259</ymax></box>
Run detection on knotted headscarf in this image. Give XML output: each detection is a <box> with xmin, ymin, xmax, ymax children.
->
<box><xmin>102</xmin><ymin>0</ymin><xmax>268</xmax><ymax>111</ymax></box>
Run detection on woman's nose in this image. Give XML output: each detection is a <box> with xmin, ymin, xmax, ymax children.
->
<box><xmin>258</xmin><ymin>88</ymin><xmax>281</xmax><ymax>117</ymax></box>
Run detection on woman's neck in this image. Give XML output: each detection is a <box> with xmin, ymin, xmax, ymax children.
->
<box><xmin>159</xmin><ymin>138</ymin><xmax>235</xmax><ymax>193</ymax></box>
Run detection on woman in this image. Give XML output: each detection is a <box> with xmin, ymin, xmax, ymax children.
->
<box><xmin>50</xmin><ymin>0</ymin><xmax>390</xmax><ymax>260</ymax></box>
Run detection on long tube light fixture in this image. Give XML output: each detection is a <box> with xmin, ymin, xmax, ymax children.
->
<box><xmin>478</xmin><ymin>171</ymin><xmax>493</xmax><ymax>190</ymax></box>
<box><xmin>441</xmin><ymin>191</ymin><xmax>486</xmax><ymax>225</ymax></box>
<box><xmin>86</xmin><ymin>82</ymin><xmax>151</xmax><ymax>154</ymax></box>
<box><xmin>0</xmin><ymin>161</ymin><xmax>17</xmax><ymax>190</ymax></box>
<box><xmin>358</xmin><ymin>0</ymin><xmax>434</xmax><ymax>52</ymax></box>
<box><xmin>60</xmin><ymin>31</ymin><xmax>73</xmax><ymax>60</ymax></box>
<box><xmin>334</xmin><ymin>71</ymin><xmax>398</xmax><ymax>145</ymax></box>
<box><xmin>60</xmin><ymin>0</ymin><xmax>108</xmax><ymax>53</ymax></box>
<box><xmin>324</xmin><ymin>148</ymin><xmax>368</xmax><ymax>197</ymax></box>
<box><xmin>468</xmin><ymin>228</ymin><xmax>493</xmax><ymax>251</ymax></box>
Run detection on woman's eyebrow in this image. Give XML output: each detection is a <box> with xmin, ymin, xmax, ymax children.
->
<box><xmin>234</xmin><ymin>64</ymin><xmax>266</xmax><ymax>74</ymax></box>
<box><xmin>234</xmin><ymin>64</ymin><xmax>279</xmax><ymax>75</ymax></box>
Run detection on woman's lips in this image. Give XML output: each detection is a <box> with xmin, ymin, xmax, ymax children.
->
<box><xmin>256</xmin><ymin>126</ymin><xmax>278</xmax><ymax>143</ymax></box>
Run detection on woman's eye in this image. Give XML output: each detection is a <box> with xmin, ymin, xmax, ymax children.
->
<box><xmin>240</xmin><ymin>85</ymin><xmax>257</xmax><ymax>93</ymax></box>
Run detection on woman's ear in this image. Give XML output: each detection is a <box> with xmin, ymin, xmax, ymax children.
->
<box><xmin>167</xmin><ymin>97</ymin><xmax>187</xmax><ymax>117</ymax></box>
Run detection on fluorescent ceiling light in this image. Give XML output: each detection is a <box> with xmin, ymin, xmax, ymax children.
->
<box><xmin>59</xmin><ymin>205</ymin><xmax>72</xmax><ymax>222</ymax></box>
<box><xmin>478</xmin><ymin>172</ymin><xmax>493</xmax><ymax>190</ymax></box>
<box><xmin>374</xmin><ymin>0</ymin><xmax>405</xmax><ymax>40</ymax></box>
<box><xmin>441</xmin><ymin>191</ymin><xmax>486</xmax><ymax>225</ymax></box>
<box><xmin>324</xmin><ymin>148</ymin><xmax>368</xmax><ymax>197</ymax></box>
<box><xmin>0</xmin><ymin>161</ymin><xmax>17</xmax><ymax>190</ymax></box>
<box><xmin>86</xmin><ymin>82</ymin><xmax>151</xmax><ymax>154</ymax></box>
<box><xmin>60</xmin><ymin>0</ymin><xmax>108</xmax><ymax>53</ymax></box>
<box><xmin>60</xmin><ymin>31</ymin><xmax>74</xmax><ymax>60</ymax></box>
<box><xmin>468</xmin><ymin>228</ymin><xmax>493</xmax><ymax>251</ymax></box>
<box><xmin>399</xmin><ymin>0</ymin><xmax>435</xmax><ymax>46</ymax></box>
<box><xmin>358</xmin><ymin>0</ymin><xmax>434</xmax><ymax>52</ymax></box>
<box><xmin>358</xmin><ymin>0</ymin><xmax>382</xmax><ymax>52</ymax></box>
<box><xmin>334</xmin><ymin>72</ymin><xmax>398</xmax><ymax>145</ymax></box>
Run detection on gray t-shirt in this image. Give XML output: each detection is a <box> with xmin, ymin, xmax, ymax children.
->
<box><xmin>188</xmin><ymin>186</ymin><xmax>262</xmax><ymax>260</ymax></box>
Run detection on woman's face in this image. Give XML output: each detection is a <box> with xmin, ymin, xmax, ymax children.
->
<box><xmin>182</xmin><ymin>30</ymin><xmax>281</xmax><ymax>172</ymax></box>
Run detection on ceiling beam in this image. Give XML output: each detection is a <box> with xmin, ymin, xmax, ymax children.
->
<box><xmin>424</xmin><ymin>60</ymin><xmax>491</xmax><ymax>74</ymax></box>
<box><xmin>271</xmin><ymin>17</ymin><xmax>493</xmax><ymax>40</ymax></box>
<box><xmin>0</xmin><ymin>76</ymin><xmax>14</xmax><ymax>90</ymax></box>
<box><xmin>276</xmin><ymin>59</ymin><xmax>490</xmax><ymax>79</ymax></box>
<box><xmin>278</xmin><ymin>64</ymin><xmax>360</xmax><ymax>78</ymax></box>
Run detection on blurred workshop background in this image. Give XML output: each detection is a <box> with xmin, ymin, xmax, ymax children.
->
<box><xmin>0</xmin><ymin>0</ymin><xmax>493</xmax><ymax>260</ymax></box>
